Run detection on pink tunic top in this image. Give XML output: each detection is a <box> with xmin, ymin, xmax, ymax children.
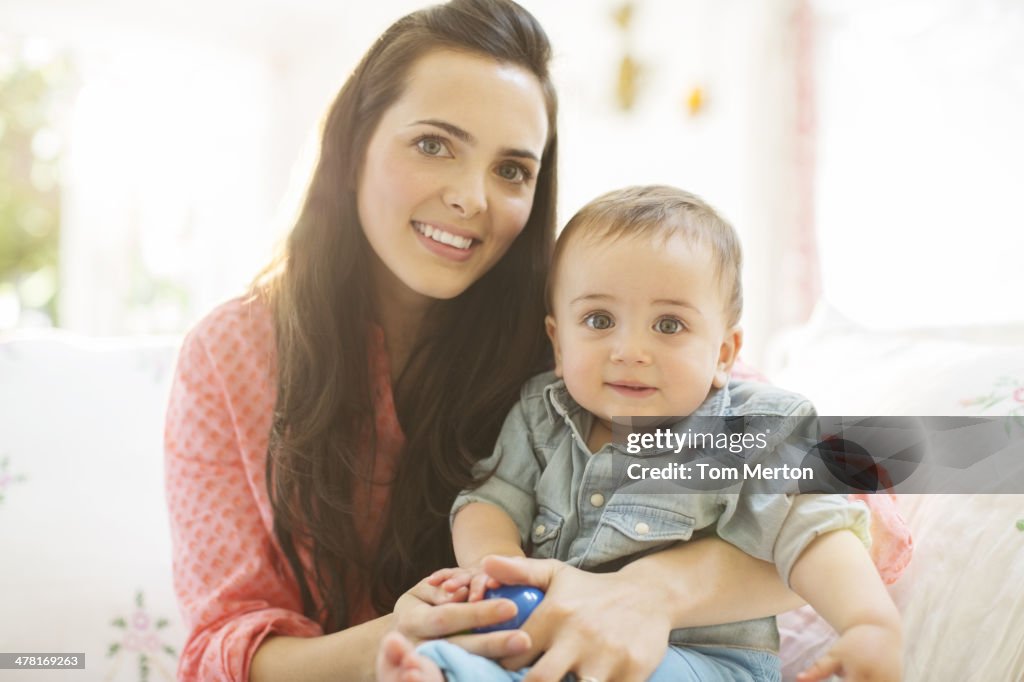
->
<box><xmin>164</xmin><ymin>297</ymin><xmax>404</xmax><ymax>681</ymax></box>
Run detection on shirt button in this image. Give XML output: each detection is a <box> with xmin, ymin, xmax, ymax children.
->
<box><xmin>634</xmin><ymin>522</ymin><xmax>650</xmax><ymax>535</ymax></box>
<box><xmin>590</xmin><ymin>493</ymin><xmax>605</xmax><ymax>508</ymax></box>
<box><xmin>534</xmin><ymin>524</ymin><xmax>547</xmax><ymax>536</ymax></box>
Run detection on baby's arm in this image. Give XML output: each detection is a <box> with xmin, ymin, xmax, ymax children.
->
<box><xmin>789</xmin><ymin>529</ymin><xmax>902</xmax><ymax>682</ymax></box>
<box><xmin>429</xmin><ymin>502</ymin><xmax>527</xmax><ymax>601</ymax></box>
<box><xmin>433</xmin><ymin>392</ymin><xmax>542</xmax><ymax>601</ymax></box>
<box><xmin>453</xmin><ymin>501</ymin><xmax>526</xmax><ymax>567</ymax></box>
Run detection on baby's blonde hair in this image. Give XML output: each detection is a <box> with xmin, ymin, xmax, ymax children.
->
<box><xmin>547</xmin><ymin>185</ymin><xmax>742</xmax><ymax>326</ymax></box>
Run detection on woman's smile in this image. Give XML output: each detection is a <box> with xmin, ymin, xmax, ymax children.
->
<box><xmin>411</xmin><ymin>220</ymin><xmax>479</xmax><ymax>262</ymax></box>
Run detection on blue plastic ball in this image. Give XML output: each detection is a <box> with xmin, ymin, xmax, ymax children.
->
<box><xmin>473</xmin><ymin>585</ymin><xmax>545</xmax><ymax>633</ymax></box>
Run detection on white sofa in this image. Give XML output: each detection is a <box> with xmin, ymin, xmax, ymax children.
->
<box><xmin>2</xmin><ymin>313</ymin><xmax>1023</xmax><ymax>681</ymax></box>
<box><xmin>766</xmin><ymin>307</ymin><xmax>1024</xmax><ymax>681</ymax></box>
<box><xmin>1</xmin><ymin>333</ymin><xmax>184</xmax><ymax>682</ymax></box>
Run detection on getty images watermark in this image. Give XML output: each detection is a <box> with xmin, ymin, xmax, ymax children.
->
<box><xmin>609</xmin><ymin>415</ymin><xmax>1024</xmax><ymax>494</ymax></box>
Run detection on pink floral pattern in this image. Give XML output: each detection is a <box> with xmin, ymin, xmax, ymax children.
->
<box><xmin>961</xmin><ymin>376</ymin><xmax>1024</xmax><ymax>532</ymax></box>
<box><xmin>0</xmin><ymin>455</ymin><xmax>28</xmax><ymax>506</ymax></box>
<box><xmin>960</xmin><ymin>374</ymin><xmax>1024</xmax><ymax>431</ymax></box>
<box><xmin>107</xmin><ymin>591</ymin><xmax>177</xmax><ymax>681</ymax></box>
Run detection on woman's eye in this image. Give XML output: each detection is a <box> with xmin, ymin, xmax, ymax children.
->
<box><xmin>497</xmin><ymin>163</ymin><xmax>530</xmax><ymax>183</ymax></box>
<box><xmin>584</xmin><ymin>313</ymin><xmax>614</xmax><ymax>330</ymax></box>
<box><xmin>654</xmin><ymin>317</ymin><xmax>684</xmax><ymax>334</ymax></box>
<box><xmin>416</xmin><ymin>137</ymin><xmax>450</xmax><ymax>157</ymax></box>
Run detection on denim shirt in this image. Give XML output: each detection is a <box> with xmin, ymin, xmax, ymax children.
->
<box><xmin>452</xmin><ymin>370</ymin><xmax>870</xmax><ymax>652</ymax></box>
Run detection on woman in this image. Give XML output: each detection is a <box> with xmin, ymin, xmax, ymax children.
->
<box><xmin>165</xmin><ymin>1</ymin><xmax>906</xmax><ymax>680</ymax></box>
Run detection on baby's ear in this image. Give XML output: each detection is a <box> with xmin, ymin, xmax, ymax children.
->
<box><xmin>713</xmin><ymin>326</ymin><xmax>743</xmax><ymax>388</ymax></box>
<box><xmin>545</xmin><ymin>315</ymin><xmax>563</xmax><ymax>377</ymax></box>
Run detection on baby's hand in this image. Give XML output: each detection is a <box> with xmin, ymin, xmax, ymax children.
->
<box><xmin>797</xmin><ymin>623</ymin><xmax>902</xmax><ymax>682</ymax></box>
<box><xmin>426</xmin><ymin>565</ymin><xmax>501</xmax><ymax>602</ymax></box>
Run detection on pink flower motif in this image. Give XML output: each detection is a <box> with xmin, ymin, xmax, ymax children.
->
<box><xmin>132</xmin><ymin>610</ymin><xmax>150</xmax><ymax>631</ymax></box>
<box><xmin>1014</xmin><ymin>387</ymin><xmax>1024</xmax><ymax>403</ymax></box>
<box><xmin>0</xmin><ymin>474</ymin><xmax>10</xmax><ymax>489</ymax></box>
<box><xmin>124</xmin><ymin>633</ymin><xmax>142</xmax><ymax>652</ymax></box>
<box><xmin>123</xmin><ymin>631</ymin><xmax>160</xmax><ymax>653</ymax></box>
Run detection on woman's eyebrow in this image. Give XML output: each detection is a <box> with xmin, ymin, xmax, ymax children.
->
<box><xmin>411</xmin><ymin>118</ymin><xmax>540</xmax><ymax>162</ymax></box>
<box><xmin>413</xmin><ymin>118</ymin><xmax>474</xmax><ymax>143</ymax></box>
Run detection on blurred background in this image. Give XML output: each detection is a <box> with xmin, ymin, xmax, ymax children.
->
<box><xmin>1</xmin><ymin>0</ymin><xmax>1022</xmax><ymax>363</ymax></box>
<box><xmin>2</xmin><ymin>3</ymin><xmax>1024</xmax><ymax>678</ymax></box>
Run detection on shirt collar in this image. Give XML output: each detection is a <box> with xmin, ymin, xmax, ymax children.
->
<box><xmin>542</xmin><ymin>378</ymin><xmax>576</xmax><ymax>422</ymax></box>
<box><xmin>540</xmin><ymin>376</ymin><xmax>734</xmax><ymax>447</ymax></box>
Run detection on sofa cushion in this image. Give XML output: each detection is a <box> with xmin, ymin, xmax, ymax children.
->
<box><xmin>0</xmin><ymin>332</ymin><xmax>186</xmax><ymax>681</ymax></box>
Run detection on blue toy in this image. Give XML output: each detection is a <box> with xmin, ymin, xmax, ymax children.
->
<box><xmin>473</xmin><ymin>585</ymin><xmax>545</xmax><ymax>633</ymax></box>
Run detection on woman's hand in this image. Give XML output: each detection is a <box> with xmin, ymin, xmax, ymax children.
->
<box><xmin>483</xmin><ymin>555</ymin><xmax>673</xmax><ymax>682</ymax></box>
<box><xmin>391</xmin><ymin>573</ymin><xmax>532</xmax><ymax>660</ymax></box>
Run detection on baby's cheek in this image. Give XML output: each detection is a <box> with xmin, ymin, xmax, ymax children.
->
<box><xmin>561</xmin><ymin>355</ymin><xmax>595</xmax><ymax>388</ymax></box>
<box><xmin>683</xmin><ymin>378</ymin><xmax>719</xmax><ymax>412</ymax></box>
<box><xmin>564</xmin><ymin>371</ymin><xmax>607</xmax><ymax>419</ymax></box>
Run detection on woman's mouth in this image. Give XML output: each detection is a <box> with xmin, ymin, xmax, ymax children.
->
<box><xmin>413</xmin><ymin>221</ymin><xmax>475</xmax><ymax>249</ymax></box>
<box><xmin>411</xmin><ymin>221</ymin><xmax>479</xmax><ymax>263</ymax></box>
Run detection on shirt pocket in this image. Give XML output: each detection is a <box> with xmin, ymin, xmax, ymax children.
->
<box><xmin>584</xmin><ymin>504</ymin><xmax>696</xmax><ymax>568</ymax></box>
<box><xmin>527</xmin><ymin>506</ymin><xmax>565</xmax><ymax>559</ymax></box>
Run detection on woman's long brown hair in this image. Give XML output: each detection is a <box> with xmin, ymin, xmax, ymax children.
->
<box><xmin>252</xmin><ymin>0</ymin><xmax>558</xmax><ymax>631</ymax></box>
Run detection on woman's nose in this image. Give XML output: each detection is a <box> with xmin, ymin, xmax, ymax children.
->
<box><xmin>443</xmin><ymin>171</ymin><xmax>488</xmax><ymax>219</ymax></box>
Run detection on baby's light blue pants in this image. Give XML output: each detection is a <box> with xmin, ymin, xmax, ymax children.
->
<box><xmin>417</xmin><ymin>640</ymin><xmax>781</xmax><ymax>681</ymax></box>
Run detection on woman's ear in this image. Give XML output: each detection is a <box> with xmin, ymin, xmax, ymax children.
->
<box><xmin>545</xmin><ymin>315</ymin><xmax>563</xmax><ymax>377</ymax></box>
<box><xmin>712</xmin><ymin>326</ymin><xmax>743</xmax><ymax>388</ymax></box>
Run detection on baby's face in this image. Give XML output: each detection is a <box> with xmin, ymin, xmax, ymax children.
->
<box><xmin>546</xmin><ymin>231</ymin><xmax>740</xmax><ymax>427</ymax></box>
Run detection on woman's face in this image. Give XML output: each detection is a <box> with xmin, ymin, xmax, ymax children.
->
<box><xmin>357</xmin><ymin>49</ymin><xmax>549</xmax><ymax>309</ymax></box>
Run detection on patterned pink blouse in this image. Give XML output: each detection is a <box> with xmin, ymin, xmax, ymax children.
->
<box><xmin>165</xmin><ymin>297</ymin><xmax>911</xmax><ymax>681</ymax></box>
<box><xmin>164</xmin><ymin>297</ymin><xmax>404</xmax><ymax>681</ymax></box>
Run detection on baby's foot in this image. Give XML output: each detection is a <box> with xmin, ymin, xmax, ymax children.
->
<box><xmin>376</xmin><ymin>631</ymin><xmax>446</xmax><ymax>682</ymax></box>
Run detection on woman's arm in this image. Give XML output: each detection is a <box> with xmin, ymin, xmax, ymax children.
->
<box><xmin>619</xmin><ymin>536</ymin><xmax>806</xmax><ymax>627</ymax></box>
<box><xmin>251</xmin><ymin>583</ymin><xmax>533</xmax><ymax>682</ymax></box>
<box><xmin>485</xmin><ymin>537</ymin><xmax>805</xmax><ymax>681</ymax></box>
<box><xmin>251</xmin><ymin>617</ymin><xmax>393</xmax><ymax>682</ymax></box>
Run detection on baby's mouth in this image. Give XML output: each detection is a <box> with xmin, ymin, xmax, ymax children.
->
<box><xmin>607</xmin><ymin>382</ymin><xmax>657</xmax><ymax>397</ymax></box>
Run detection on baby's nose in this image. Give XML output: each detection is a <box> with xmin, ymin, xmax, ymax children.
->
<box><xmin>610</xmin><ymin>330</ymin><xmax>652</xmax><ymax>364</ymax></box>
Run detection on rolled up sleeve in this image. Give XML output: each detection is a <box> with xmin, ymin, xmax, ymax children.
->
<box><xmin>451</xmin><ymin>399</ymin><xmax>541</xmax><ymax>546</ymax></box>
<box><xmin>714</xmin><ymin>399</ymin><xmax>872</xmax><ymax>587</ymax></box>
<box><xmin>716</xmin><ymin>492</ymin><xmax>871</xmax><ymax>587</ymax></box>
<box><xmin>773</xmin><ymin>494</ymin><xmax>871</xmax><ymax>585</ymax></box>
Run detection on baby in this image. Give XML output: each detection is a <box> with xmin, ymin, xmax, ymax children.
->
<box><xmin>378</xmin><ymin>186</ymin><xmax>902</xmax><ymax>682</ymax></box>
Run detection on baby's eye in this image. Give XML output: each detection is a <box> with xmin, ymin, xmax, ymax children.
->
<box><xmin>654</xmin><ymin>317</ymin><xmax>685</xmax><ymax>334</ymax></box>
<box><xmin>584</xmin><ymin>312</ymin><xmax>614</xmax><ymax>330</ymax></box>
<box><xmin>416</xmin><ymin>136</ymin><xmax>451</xmax><ymax>157</ymax></box>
